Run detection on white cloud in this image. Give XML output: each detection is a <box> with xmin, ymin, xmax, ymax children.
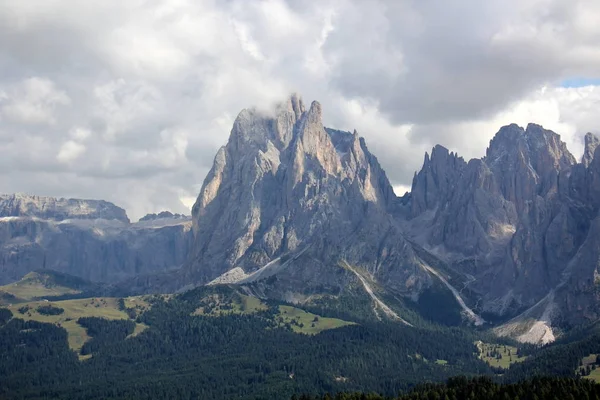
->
<box><xmin>70</xmin><ymin>127</ymin><xmax>92</xmax><ymax>141</ymax></box>
<box><xmin>57</xmin><ymin>141</ymin><xmax>86</xmax><ymax>163</ymax></box>
<box><xmin>405</xmin><ymin>85</ymin><xmax>600</xmax><ymax>166</ymax></box>
<box><xmin>0</xmin><ymin>77</ymin><xmax>70</xmax><ymax>125</ymax></box>
<box><xmin>0</xmin><ymin>0</ymin><xmax>599</xmax><ymax>220</ymax></box>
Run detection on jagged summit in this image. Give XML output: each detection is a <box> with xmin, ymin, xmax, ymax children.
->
<box><xmin>410</xmin><ymin>144</ymin><xmax>466</xmax><ymax>216</ymax></box>
<box><xmin>170</xmin><ymin>99</ymin><xmax>600</xmax><ymax>334</ymax></box>
<box><xmin>185</xmin><ymin>94</ymin><xmax>425</xmax><ymax>303</ymax></box>
<box><xmin>407</xmin><ymin>121</ymin><xmax>600</xmax><ymax>341</ymax></box>
<box><xmin>486</xmin><ymin>123</ymin><xmax>575</xmax><ymax>165</ymax></box>
<box><xmin>582</xmin><ymin>132</ymin><xmax>600</xmax><ymax>167</ymax></box>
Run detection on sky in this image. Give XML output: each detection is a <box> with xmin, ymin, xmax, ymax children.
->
<box><xmin>1</xmin><ymin>0</ymin><xmax>600</xmax><ymax>220</ymax></box>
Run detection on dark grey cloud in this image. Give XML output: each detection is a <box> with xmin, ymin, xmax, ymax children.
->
<box><xmin>0</xmin><ymin>0</ymin><xmax>599</xmax><ymax>219</ymax></box>
<box><xmin>325</xmin><ymin>0</ymin><xmax>600</xmax><ymax>125</ymax></box>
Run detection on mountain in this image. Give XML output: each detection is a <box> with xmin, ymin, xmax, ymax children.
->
<box><xmin>4</xmin><ymin>95</ymin><xmax>600</xmax><ymax>400</ymax></box>
<box><xmin>406</xmin><ymin>123</ymin><xmax>600</xmax><ymax>342</ymax></box>
<box><xmin>0</xmin><ymin>193</ymin><xmax>130</xmax><ymax>222</ymax></box>
<box><xmin>180</xmin><ymin>95</ymin><xmax>600</xmax><ymax>340</ymax></box>
<box><xmin>0</xmin><ymin>195</ymin><xmax>192</xmax><ymax>284</ymax></box>
<box><xmin>2</xmin><ymin>94</ymin><xmax>600</xmax><ymax>344</ymax></box>
<box><xmin>178</xmin><ymin>94</ymin><xmax>445</xmax><ymax>324</ymax></box>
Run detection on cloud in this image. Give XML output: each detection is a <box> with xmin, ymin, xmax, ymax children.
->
<box><xmin>1</xmin><ymin>77</ymin><xmax>70</xmax><ymax>125</ymax></box>
<box><xmin>0</xmin><ymin>0</ymin><xmax>599</xmax><ymax>220</ymax></box>
<box><xmin>57</xmin><ymin>141</ymin><xmax>86</xmax><ymax>164</ymax></box>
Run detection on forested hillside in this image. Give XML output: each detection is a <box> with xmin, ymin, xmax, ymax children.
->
<box><xmin>0</xmin><ymin>286</ymin><xmax>492</xmax><ymax>400</ymax></box>
<box><xmin>5</xmin><ymin>284</ymin><xmax>600</xmax><ymax>399</ymax></box>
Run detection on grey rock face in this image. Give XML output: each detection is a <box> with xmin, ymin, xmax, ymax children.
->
<box><xmin>0</xmin><ymin>193</ymin><xmax>130</xmax><ymax>223</ymax></box>
<box><xmin>185</xmin><ymin>95</ymin><xmax>428</xmax><ymax>299</ymax></box>
<box><xmin>410</xmin><ymin>145</ymin><xmax>467</xmax><ymax>217</ymax></box>
<box><xmin>582</xmin><ymin>132</ymin><xmax>600</xmax><ymax>167</ymax></box>
<box><xmin>408</xmin><ymin>124</ymin><xmax>600</xmax><ymax>328</ymax></box>
<box><xmin>0</xmin><ymin>196</ymin><xmax>191</xmax><ymax>285</ymax></box>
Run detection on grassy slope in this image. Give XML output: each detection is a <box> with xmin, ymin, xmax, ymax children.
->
<box><xmin>0</xmin><ymin>272</ymin><xmax>82</xmax><ymax>302</ymax></box>
<box><xmin>193</xmin><ymin>293</ymin><xmax>268</xmax><ymax>316</ymax></box>
<box><xmin>192</xmin><ymin>292</ymin><xmax>355</xmax><ymax>335</ymax></box>
<box><xmin>7</xmin><ymin>297</ymin><xmax>148</xmax><ymax>358</ymax></box>
<box><xmin>276</xmin><ymin>305</ymin><xmax>355</xmax><ymax>335</ymax></box>
<box><xmin>7</xmin><ymin>284</ymin><xmax>353</xmax><ymax>359</ymax></box>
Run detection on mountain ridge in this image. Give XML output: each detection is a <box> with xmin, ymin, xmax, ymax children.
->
<box><xmin>0</xmin><ymin>193</ymin><xmax>130</xmax><ymax>223</ymax></box>
<box><xmin>2</xmin><ymin>94</ymin><xmax>600</xmax><ymax>344</ymax></box>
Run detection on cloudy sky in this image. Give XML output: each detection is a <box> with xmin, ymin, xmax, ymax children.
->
<box><xmin>1</xmin><ymin>0</ymin><xmax>599</xmax><ymax>220</ymax></box>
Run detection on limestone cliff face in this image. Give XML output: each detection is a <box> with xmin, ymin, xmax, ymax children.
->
<box><xmin>0</xmin><ymin>197</ymin><xmax>191</xmax><ymax>284</ymax></box>
<box><xmin>582</xmin><ymin>133</ymin><xmax>600</xmax><ymax>168</ymax></box>
<box><xmin>408</xmin><ymin>124</ymin><xmax>600</xmax><ymax>327</ymax></box>
<box><xmin>0</xmin><ymin>193</ymin><xmax>130</xmax><ymax>223</ymax></box>
<box><xmin>185</xmin><ymin>95</ymin><xmax>427</xmax><ymax>298</ymax></box>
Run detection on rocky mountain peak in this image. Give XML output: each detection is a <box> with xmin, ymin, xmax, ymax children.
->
<box><xmin>410</xmin><ymin>144</ymin><xmax>467</xmax><ymax>216</ymax></box>
<box><xmin>185</xmin><ymin>94</ymin><xmax>423</xmax><ymax>296</ymax></box>
<box><xmin>485</xmin><ymin>123</ymin><xmax>575</xmax><ymax>168</ymax></box>
<box><xmin>483</xmin><ymin>123</ymin><xmax>575</xmax><ymax>204</ymax></box>
<box><xmin>287</xmin><ymin>92</ymin><xmax>305</xmax><ymax>121</ymax></box>
<box><xmin>290</xmin><ymin>100</ymin><xmax>342</xmax><ymax>183</ymax></box>
<box><xmin>523</xmin><ymin>123</ymin><xmax>576</xmax><ymax>169</ymax></box>
<box><xmin>582</xmin><ymin>132</ymin><xmax>600</xmax><ymax>167</ymax></box>
<box><xmin>485</xmin><ymin>123</ymin><xmax>524</xmax><ymax>158</ymax></box>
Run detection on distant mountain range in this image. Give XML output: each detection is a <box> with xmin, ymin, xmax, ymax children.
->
<box><xmin>0</xmin><ymin>193</ymin><xmax>191</xmax><ymax>284</ymax></box>
<box><xmin>3</xmin><ymin>94</ymin><xmax>600</xmax><ymax>344</ymax></box>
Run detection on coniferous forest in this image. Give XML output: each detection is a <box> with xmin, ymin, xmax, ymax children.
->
<box><xmin>3</xmin><ymin>286</ymin><xmax>600</xmax><ymax>399</ymax></box>
<box><xmin>298</xmin><ymin>377</ymin><xmax>600</xmax><ymax>400</ymax></box>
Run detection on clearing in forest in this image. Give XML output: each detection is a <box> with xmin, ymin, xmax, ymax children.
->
<box><xmin>7</xmin><ymin>297</ymin><xmax>149</xmax><ymax>358</ymax></box>
<box><xmin>275</xmin><ymin>305</ymin><xmax>355</xmax><ymax>335</ymax></box>
<box><xmin>476</xmin><ymin>341</ymin><xmax>527</xmax><ymax>369</ymax></box>
<box><xmin>577</xmin><ymin>354</ymin><xmax>600</xmax><ymax>382</ymax></box>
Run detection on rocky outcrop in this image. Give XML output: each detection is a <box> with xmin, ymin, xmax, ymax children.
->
<box><xmin>410</xmin><ymin>145</ymin><xmax>467</xmax><ymax>217</ymax></box>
